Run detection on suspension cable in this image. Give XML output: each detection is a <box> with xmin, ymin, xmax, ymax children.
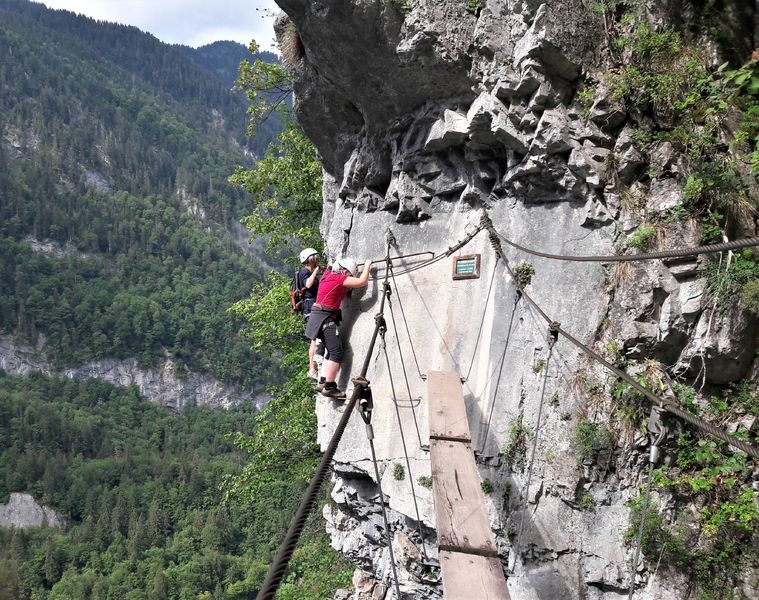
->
<box><xmin>477</xmin><ymin>291</ymin><xmax>521</xmax><ymax>455</ymax></box>
<box><xmin>489</xmin><ymin>220</ymin><xmax>759</xmax><ymax>263</ymax></box>
<box><xmin>369</xmin><ymin>221</ymin><xmax>486</xmax><ymax>280</ymax></box>
<box><xmin>358</xmin><ymin>356</ymin><xmax>404</xmax><ymax>600</ymax></box>
<box><xmin>257</xmin><ymin>242</ymin><xmax>396</xmax><ymax>600</ymax></box>
<box><xmin>465</xmin><ymin>255</ymin><xmax>500</xmax><ymax>382</ymax></box>
<box><xmin>511</xmin><ymin>327</ymin><xmax>557</xmax><ymax>570</ymax></box>
<box><xmin>380</xmin><ymin>311</ymin><xmax>429</xmax><ymax>560</ymax></box>
<box><xmin>387</xmin><ymin>266</ymin><xmax>424</xmax><ymax>447</ymax></box>
<box><xmin>628</xmin><ymin>461</ymin><xmax>655</xmax><ymax>600</ymax></box>
<box><xmin>389</xmin><ymin>266</ymin><xmax>425</xmax><ymax>381</ymax></box>
<box><xmin>481</xmin><ymin>218</ymin><xmax>759</xmax><ymax>460</ymax></box>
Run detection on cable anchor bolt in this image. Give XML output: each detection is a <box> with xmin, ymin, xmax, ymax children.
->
<box><xmin>352</xmin><ymin>376</ymin><xmax>374</xmax><ymax>424</ymax></box>
<box><xmin>548</xmin><ymin>322</ymin><xmax>560</xmax><ymax>345</ymax></box>
<box><xmin>646</xmin><ymin>405</ymin><xmax>669</xmax><ymax>465</ymax></box>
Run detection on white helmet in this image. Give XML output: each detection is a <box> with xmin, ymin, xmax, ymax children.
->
<box><xmin>333</xmin><ymin>257</ymin><xmax>357</xmax><ymax>277</ymax></box>
<box><xmin>299</xmin><ymin>247</ymin><xmax>318</xmax><ymax>263</ymax></box>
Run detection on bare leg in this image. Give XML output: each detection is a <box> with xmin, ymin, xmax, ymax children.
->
<box><xmin>308</xmin><ymin>339</ymin><xmax>318</xmax><ymax>374</ymax></box>
<box><xmin>323</xmin><ymin>359</ymin><xmax>340</xmax><ymax>383</ymax></box>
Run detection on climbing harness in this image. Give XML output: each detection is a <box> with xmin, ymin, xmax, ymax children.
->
<box><xmin>627</xmin><ymin>406</ymin><xmax>669</xmax><ymax>600</ymax></box>
<box><xmin>510</xmin><ymin>324</ymin><xmax>558</xmax><ymax>572</ymax></box>
<box><xmin>256</xmin><ymin>241</ymin><xmax>399</xmax><ymax>600</ymax></box>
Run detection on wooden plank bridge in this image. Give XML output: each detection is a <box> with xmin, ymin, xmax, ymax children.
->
<box><xmin>427</xmin><ymin>371</ymin><xmax>510</xmax><ymax>599</ymax></box>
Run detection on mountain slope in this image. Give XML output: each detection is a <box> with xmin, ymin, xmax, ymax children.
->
<box><xmin>0</xmin><ymin>0</ymin><xmax>282</xmax><ymax>389</ymax></box>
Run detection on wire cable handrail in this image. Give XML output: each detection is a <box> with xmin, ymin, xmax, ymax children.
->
<box><xmin>492</xmin><ymin>229</ymin><xmax>759</xmax><ymax>263</ymax></box>
<box><xmin>483</xmin><ymin>218</ymin><xmax>759</xmax><ymax>460</ymax></box>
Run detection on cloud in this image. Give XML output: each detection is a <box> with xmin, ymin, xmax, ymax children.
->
<box><xmin>38</xmin><ymin>0</ymin><xmax>280</xmax><ymax>50</ymax></box>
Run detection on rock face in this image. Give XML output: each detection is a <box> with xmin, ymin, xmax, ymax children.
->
<box><xmin>0</xmin><ymin>336</ymin><xmax>266</xmax><ymax>410</ymax></box>
<box><xmin>274</xmin><ymin>1</ymin><xmax>758</xmax><ymax>598</ymax></box>
<box><xmin>0</xmin><ymin>493</ymin><xmax>65</xmax><ymax>530</ymax></box>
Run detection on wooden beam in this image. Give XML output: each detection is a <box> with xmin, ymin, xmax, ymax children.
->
<box><xmin>428</xmin><ymin>370</ymin><xmax>471</xmax><ymax>442</ymax></box>
<box><xmin>439</xmin><ymin>551</ymin><xmax>510</xmax><ymax>600</ymax></box>
<box><xmin>428</xmin><ymin>371</ymin><xmax>510</xmax><ymax>599</ymax></box>
<box><xmin>429</xmin><ymin>438</ymin><xmax>498</xmax><ymax>557</ymax></box>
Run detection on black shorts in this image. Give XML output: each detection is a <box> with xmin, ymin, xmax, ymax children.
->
<box><xmin>318</xmin><ymin>319</ymin><xmax>343</xmax><ymax>363</ymax></box>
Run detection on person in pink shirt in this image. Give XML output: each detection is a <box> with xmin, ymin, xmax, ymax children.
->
<box><xmin>305</xmin><ymin>256</ymin><xmax>372</xmax><ymax>398</ymax></box>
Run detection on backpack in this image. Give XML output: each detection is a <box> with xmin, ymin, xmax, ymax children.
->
<box><xmin>289</xmin><ymin>269</ymin><xmax>304</xmax><ymax>313</ymax></box>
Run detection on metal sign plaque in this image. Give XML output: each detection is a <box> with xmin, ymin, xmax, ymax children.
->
<box><xmin>452</xmin><ymin>254</ymin><xmax>481</xmax><ymax>280</ymax></box>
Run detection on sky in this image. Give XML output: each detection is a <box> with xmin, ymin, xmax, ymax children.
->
<box><xmin>38</xmin><ymin>0</ymin><xmax>281</xmax><ymax>51</ymax></box>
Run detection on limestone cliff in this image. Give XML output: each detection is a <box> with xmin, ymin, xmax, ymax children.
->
<box><xmin>274</xmin><ymin>1</ymin><xmax>759</xmax><ymax>598</ymax></box>
<box><xmin>0</xmin><ymin>336</ymin><xmax>267</xmax><ymax>410</ymax></box>
<box><xmin>0</xmin><ymin>493</ymin><xmax>64</xmax><ymax>530</ymax></box>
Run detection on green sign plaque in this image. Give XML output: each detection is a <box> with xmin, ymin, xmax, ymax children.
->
<box><xmin>452</xmin><ymin>254</ymin><xmax>481</xmax><ymax>280</ymax></box>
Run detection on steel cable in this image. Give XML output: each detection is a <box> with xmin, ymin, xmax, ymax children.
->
<box><xmin>389</xmin><ymin>266</ymin><xmax>425</xmax><ymax>381</ymax></box>
<box><xmin>483</xmin><ymin>222</ymin><xmax>759</xmax><ymax>460</ymax></box>
<box><xmin>366</xmin><ymin>425</ymin><xmax>403</xmax><ymax>600</ymax></box>
<box><xmin>510</xmin><ymin>332</ymin><xmax>556</xmax><ymax>571</ymax></box>
<box><xmin>381</xmin><ymin>325</ymin><xmax>429</xmax><ymax>561</ymax></box>
<box><xmin>492</xmin><ymin>229</ymin><xmax>759</xmax><ymax>263</ymax></box>
<box><xmin>628</xmin><ymin>462</ymin><xmax>655</xmax><ymax>600</ymax></box>
<box><xmin>465</xmin><ymin>255</ymin><xmax>500</xmax><ymax>383</ymax></box>
<box><xmin>477</xmin><ymin>291</ymin><xmax>521</xmax><ymax>455</ymax></box>
<box><xmin>257</xmin><ymin>245</ymin><xmax>396</xmax><ymax>600</ymax></box>
<box><xmin>387</xmin><ymin>269</ymin><xmax>424</xmax><ymax>447</ymax></box>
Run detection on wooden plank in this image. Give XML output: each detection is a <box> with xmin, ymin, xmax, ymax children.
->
<box><xmin>439</xmin><ymin>550</ymin><xmax>510</xmax><ymax>600</ymax></box>
<box><xmin>428</xmin><ymin>370</ymin><xmax>471</xmax><ymax>441</ymax></box>
<box><xmin>430</xmin><ymin>438</ymin><xmax>497</xmax><ymax>556</ymax></box>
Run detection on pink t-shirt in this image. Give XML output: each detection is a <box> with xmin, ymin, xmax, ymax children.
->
<box><xmin>315</xmin><ymin>270</ymin><xmax>350</xmax><ymax>311</ymax></box>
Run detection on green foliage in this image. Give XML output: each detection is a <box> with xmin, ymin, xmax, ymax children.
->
<box><xmin>532</xmin><ymin>358</ymin><xmax>546</xmax><ymax>373</ymax></box>
<box><xmin>740</xmin><ymin>279</ymin><xmax>759</xmax><ymax>315</ymax></box>
<box><xmin>548</xmin><ymin>391</ymin><xmax>560</xmax><ymax>407</ymax></box>
<box><xmin>575</xmin><ymin>84</ymin><xmax>596</xmax><ymax>121</ymax></box>
<box><xmin>623</xmin><ymin>224</ymin><xmax>656</xmax><ymax>250</ymax></box>
<box><xmin>513</xmin><ymin>262</ymin><xmax>535</xmax><ymax>288</ymax></box>
<box><xmin>480</xmin><ymin>479</ymin><xmax>493</xmax><ymax>495</ymax></box>
<box><xmin>275</xmin><ymin>529</ymin><xmax>353</xmax><ymax>600</ymax></box>
<box><xmin>624</xmin><ymin>497</ymin><xmax>689</xmax><ymax>568</ymax></box>
<box><xmin>605</xmin><ymin>12</ymin><xmax>759</xmax><ymax>263</ymax></box>
<box><xmin>231</xmin><ymin>120</ymin><xmax>323</xmax><ymax>255</ymax></box>
<box><xmin>235</xmin><ymin>41</ymin><xmax>292</xmax><ymax>136</ymax></box>
<box><xmin>632</xmin><ymin>380</ymin><xmax>759</xmax><ymax>597</ymax></box>
<box><xmin>579</xmin><ymin>492</ymin><xmax>596</xmax><ymax>509</ymax></box>
<box><xmin>385</xmin><ymin>0</ymin><xmax>412</xmax><ymax>13</ymax></box>
<box><xmin>570</xmin><ymin>421</ymin><xmax>612</xmax><ymax>465</ymax></box>
<box><xmin>393</xmin><ymin>463</ymin><xmax>406</xmax><ymax>481</ymax></box>
<box><xmin>224</xmin><ymin>376</ymin><xmax>318</xmax><ymax>503</ymax></box>
<box><xmin>704</xmin><ymin>249</ymin><xmax>759</xmax><ymax>310</ymax></box>
<box><xmin>0</xmin><ymin>371</ymin><xmax>280</xmax><ymax>599</ymax></box>
<box><xmin>417</xmin><ymin>476</ymin><xmax>433</xmax><ymax>489</ymax></box>
<box><xmin>464</xmin><ymin>0</ymin><xmax>481</xmax><ymax>16</ymax></box>
<box><xmin>609</xmin><ymin>23</ymin><xmax>702</xmax><ymax>119</ymax></box>
<box><xmin>502</xmin><ymin>417</ymin><xmax>532</xmax><ymax>471</ymax></box>
<box><xmin>0</xmin><ymin>2</ymin><xmax>282</xmax><ymax>386</ymax></box>
<box><xmin>230</xmin><ymin>271</ymin><xmax>305</xmax><ymax>371</ymax></box>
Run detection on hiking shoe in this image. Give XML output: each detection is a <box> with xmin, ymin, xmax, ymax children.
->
<box><xmin>321</xmin><ymin>385</ymin><xmax>346</xmax><ymax>399</ymax></box>
<box><xmin>315</xmin><ymin>378</ymin><xmax>326</xmax><ymax>392</ymax></box>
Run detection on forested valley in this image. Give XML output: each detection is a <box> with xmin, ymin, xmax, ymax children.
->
<box><xmin>0</xmin><ymin>0</ymin><xmax>349</xmax><ymax>597</ymax></box>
